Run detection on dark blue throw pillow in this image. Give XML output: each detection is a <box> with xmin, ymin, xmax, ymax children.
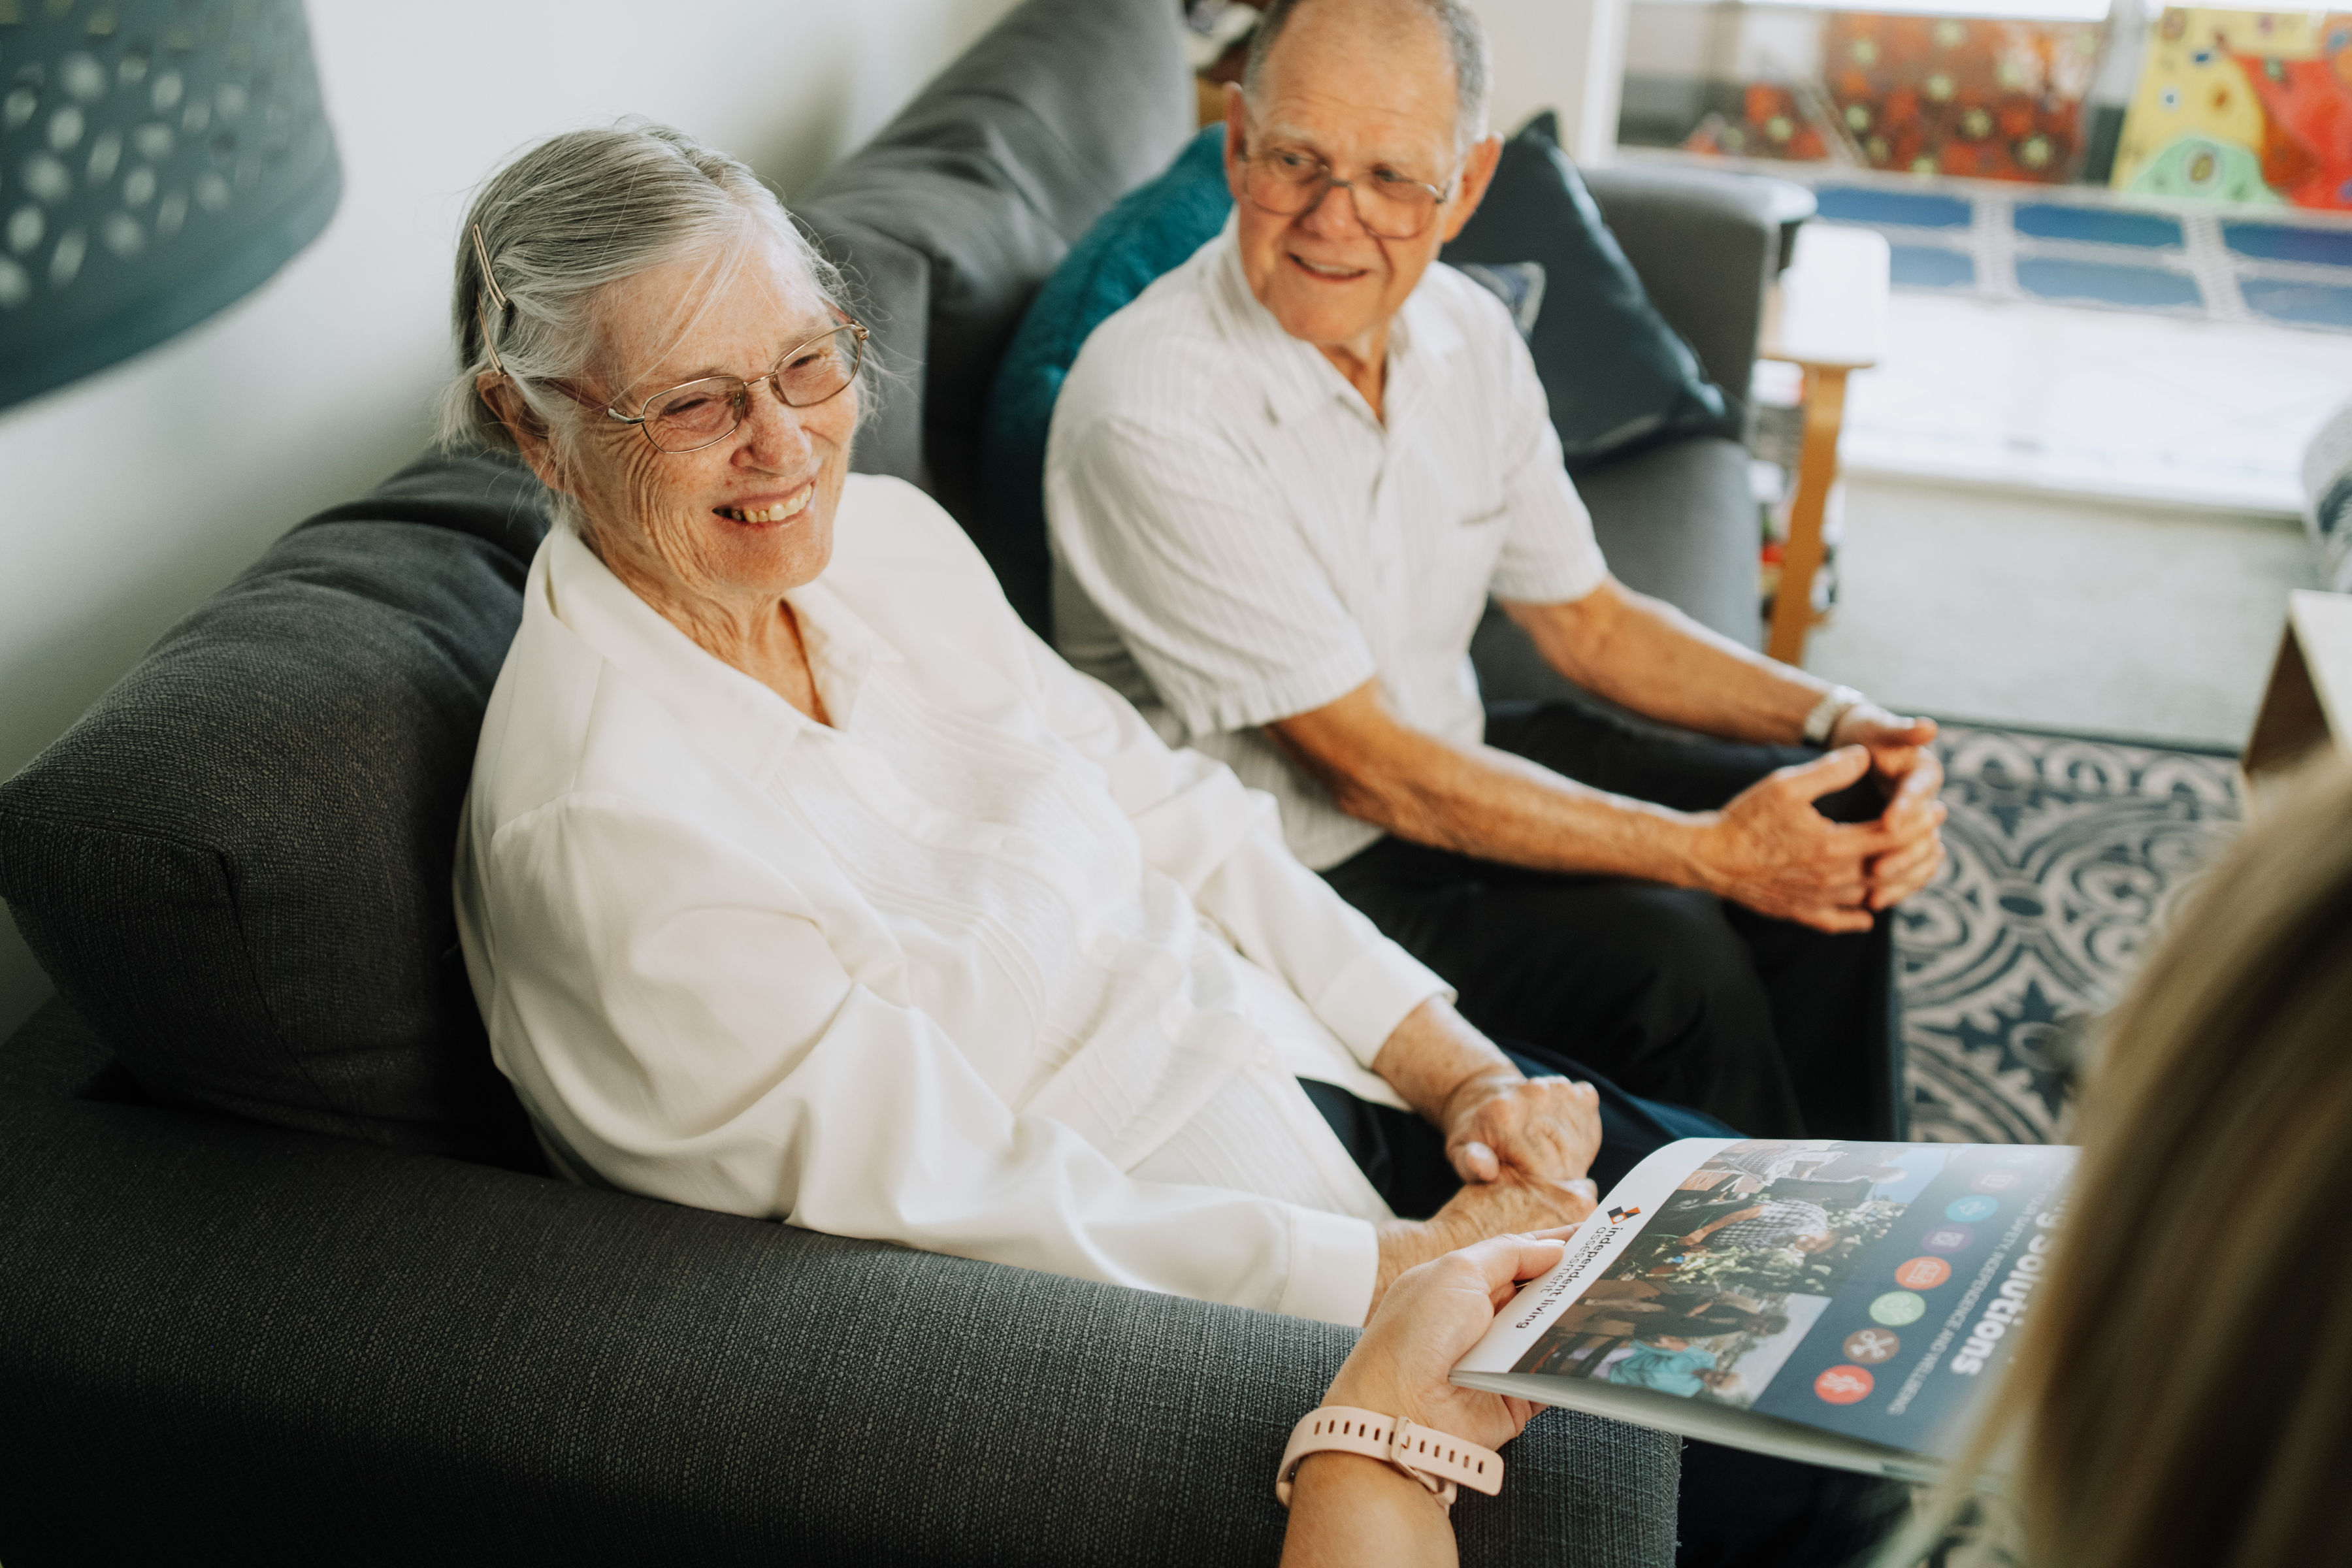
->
<box><xmin>1441</xmin><ymin>113</ymin><xmax>1739</xmax><ymax>468</ymax></box>
<box><xmin>979</xmin><ymin>126</ymin><xmax>1231</xmax><ymax>631</ymax></box>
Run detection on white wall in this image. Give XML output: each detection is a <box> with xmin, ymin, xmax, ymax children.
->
<box><xmin>0</xmin><ymin>0</ymin><xmax>1023</xmax><ymax>1041</ymax></box>
<box><xmin>1470</xmin><ymin>0</ymin><xmax>1631</xmax><ymax>164</ymax></box>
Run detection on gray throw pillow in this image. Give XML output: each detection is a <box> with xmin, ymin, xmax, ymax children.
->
<box><xmin>0</xmin><ymin>450</ymin><xmax>547</xmax><ymax>1168</ymax></box>
<box><xmin>795</xmin><ymin>0</ymin><xmax>1193</xmax><ymax>530</ymax></box>
<box><xmin>796</xmin><ymin>208</ymin><xmax>932</xmax><ymax>489</ymax></box>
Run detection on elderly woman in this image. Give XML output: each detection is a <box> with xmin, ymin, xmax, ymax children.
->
<box><xmin>447</xmin><ymin>122</ymin><xmax>1712</xmax><ymax>1327</ymax></box>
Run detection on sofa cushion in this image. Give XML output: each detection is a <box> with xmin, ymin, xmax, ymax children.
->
<box><xmin>979</xmin><ymin>125</ymin><xmax>1230</xmax><ymax>629</ymax></box>
<box><xmin>796</xmin><ymin>0</ymin><xmax>1194</xmax><ymax>535</ymax></box>
<box><xmin>1443</xmin><ymin>114</ymin><xmax>1741</xmax><ymax>469</ymax></box>
<box><xmin>0</xmin><ymin>449</ymin><xmax>547</xmax><ymax>1167</ymax></box>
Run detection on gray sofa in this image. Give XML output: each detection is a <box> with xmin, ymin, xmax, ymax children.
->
<box><xmin>0</xmin><ymin>0</ymin><xmax>1796</xmax><ymax>1560</ymax></box>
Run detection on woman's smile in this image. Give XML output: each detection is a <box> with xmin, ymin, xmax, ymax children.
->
<box><xmin>717</xmin><ymin>482</ymin><xmax>815</xmax><ymax>526</ymax></box>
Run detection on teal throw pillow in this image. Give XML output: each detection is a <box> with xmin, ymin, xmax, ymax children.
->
<box><xmin>978</xmin><ymin>126</ymin><xmax>1232</xmax><ymax>632</ymax></box>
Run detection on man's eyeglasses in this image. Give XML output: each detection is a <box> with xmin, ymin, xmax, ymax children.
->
<box><xmin>1240</xmin><ymin>142</ymin><xmax>1454</xmax><ymax>241</ymax></box>
<box><xmin>605</xmin><ymin>321</ymin><xmax>868</xmax><ymax>454</ymax></box>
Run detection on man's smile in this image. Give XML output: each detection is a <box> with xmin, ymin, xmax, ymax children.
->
<box><xmin>1287</xmin><ymin>250</ymin><xmax>1373</xmax><ymax>282</ymax></box>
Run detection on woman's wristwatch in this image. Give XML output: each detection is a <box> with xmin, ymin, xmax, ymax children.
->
<box><xmin>1802</xmin><ymin>684</ymin><xmax>1867</xmax><ymax>747</ymax></box>
<box><xmin>1275</xmin><ymin>1407</ymin><xmax>1505</xmax><ymax>1510</ymax></box>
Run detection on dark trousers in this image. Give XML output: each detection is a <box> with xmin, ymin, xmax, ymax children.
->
<box><xmin>1322</xmin><ymin>698</ymin><xmax>1903</xmax><ymax>1141</ymax></box>
<box><xmin>1301</xmin><ymin>1044</ymin><xmax>1906</xmax><ymax>1568</ymax></box>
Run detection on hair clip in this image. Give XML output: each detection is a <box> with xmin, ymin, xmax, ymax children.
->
<box><xmin>470</xmin><ymin>221</ymin><xmax>508</xmax><ymax>309</ymax></box>
<box><xmin>476</xmin><ymin>297</ymin><xmax>506</xmax><ymax>376</ymax></box>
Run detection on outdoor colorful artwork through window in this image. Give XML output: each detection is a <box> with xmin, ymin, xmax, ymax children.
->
<box><xmin>2110</xmin><ymin>8</ymin><xmax>2352</xmax><ymax>208</ymax></box>
<box><xmin>1674</xmin><ymin>7</ymin><xmax>2352</xmax><ymax>208</ymax></box>
<box><xmin>1682</xmin><ymin>12</ymin><xmax>2102</xmax><ymax>184</ymax></box>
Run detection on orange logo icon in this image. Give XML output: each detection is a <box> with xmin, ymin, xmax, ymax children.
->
<box><xmin>1814</xmin><ymin>1365</ymin><xmax>1874</xmax><ymax>1405</ymax></box>
<box><xmin>1894</xmin><ymin>1256</ymin><xmax>1952</xmax><ymax>1290</ymax></box>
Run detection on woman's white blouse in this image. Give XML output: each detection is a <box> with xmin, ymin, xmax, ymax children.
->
<box><xmin>454</xmin><ymin>475</ymin><xmax>1450</xmax><ymax>1325</ymax></box>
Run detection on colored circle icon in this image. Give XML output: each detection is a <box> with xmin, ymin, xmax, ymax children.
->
<box><xmin>1972</xmin><ymin>1169</ymin><xmax>2023</xmax><ymax>1193</ymax></box>
<box><xmin>1893</xmin><ymin>1256</ymin><xmax>1952</xmax><ymax>1290</ymax></box>
<box><xmin>1921</xmin><ymin>1224</ymin><xmax>1974</xmax><ymax>1253</ymax></box>
<box><xmin>1946</xmin><ymin>1195</ymin><xmax>2000</xmax><ymax>1223</ymax></box>
<box><xmin>1814</xmin><ymin>1365</ymin><xmax>1875</xmax><ymax>1405</ymax></box>
<box><xmin>1870</xmin><ymin>1290</ymin><xmax>1927</xmax><ymax>1326</ymax></box>
<box><xmin>1843</xmin><ymin>1328</ymin><xmax>1900</xmax><ymax>1364</ymax></box>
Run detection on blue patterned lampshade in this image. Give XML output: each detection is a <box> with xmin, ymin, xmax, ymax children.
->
<box><xmin>0</xmin><ymin>0</ymin><xmax>339</xmax><ymax>410</ymax></box>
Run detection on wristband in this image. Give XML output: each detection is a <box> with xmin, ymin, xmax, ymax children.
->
<box><xmin>1274</xmin><ymin>1406</ymin><xmax>1504</xmax><ymax>1510</ymax></box>
<box><xmin>1802</xmin><ymin>684</ymin><xmax>1865</xmax><ymax>747</ymax></box>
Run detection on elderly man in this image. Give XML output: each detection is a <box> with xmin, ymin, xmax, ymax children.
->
<box><xmin>1047</xmin><ymin>0</ymin><xmax>1945</xmax><ymax>1141</ymax></box>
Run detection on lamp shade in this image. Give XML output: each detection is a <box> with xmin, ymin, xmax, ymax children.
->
<box><xmin>0</xmin><ymin>0</ymin><xmax>338</xmax><ymax>410</ymax></box>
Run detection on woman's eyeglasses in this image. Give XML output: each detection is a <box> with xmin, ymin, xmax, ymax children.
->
<box><xmin>606</xmin><ymin>321</ymin><xmax>868</xmax><ymax>454</ymax></box>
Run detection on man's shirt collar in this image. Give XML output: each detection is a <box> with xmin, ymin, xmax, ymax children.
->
<box><xmin>1205</xmin><ymin>213</ymin><xmax>1469</xmax><ymax>433</ymax></box>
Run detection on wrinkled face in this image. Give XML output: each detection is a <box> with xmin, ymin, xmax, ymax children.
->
<box><xmin>555</xmin><ymin>234</ymin><xmax>857</xmax><ymax>617</ymax></box>
<box><xmin>1224</xmin><ymin>3</ymin><xmax>1495</xmax><ymax>357</ymax></box>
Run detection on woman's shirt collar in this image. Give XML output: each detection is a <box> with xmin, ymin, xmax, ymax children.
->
<box><xmin>540</xmin><ymin>523</ymin><xmax>900</xmax><ymax>772</ymax></box>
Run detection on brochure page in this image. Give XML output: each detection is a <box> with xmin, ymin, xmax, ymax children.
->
<box><xmin>1454</xmin><ymin>1137</ymin><xmax>2078</xmax><ymax>1476</ymax></box>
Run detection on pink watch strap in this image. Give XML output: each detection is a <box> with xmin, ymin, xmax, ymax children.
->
<box><xmin>1274</xmin><ymin>1406</ymin><xmax>1504</xmax><ymax>1509</ymax></box>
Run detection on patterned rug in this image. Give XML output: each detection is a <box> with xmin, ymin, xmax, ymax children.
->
<box><xmin>1899</xmin><ymin>724</ymin><xmax>2243</xmax><ymax>1145</ymax></box>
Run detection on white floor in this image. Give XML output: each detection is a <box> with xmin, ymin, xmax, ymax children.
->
<box><xmin>1800</xmin><ymin>476</ymin><xmax>2320</xmax><ymax>751</ymax></box>
<box><xmin>1839</xmin><ymin>291</ymin><xmax>2352</xmax><ymax>518</ymax></box>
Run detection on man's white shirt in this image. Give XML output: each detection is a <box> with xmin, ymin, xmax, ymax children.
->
<box><xmin>1047</xmin><ymin>214</ymin><xmax>1610</xmax><ymax>871</ymax></box>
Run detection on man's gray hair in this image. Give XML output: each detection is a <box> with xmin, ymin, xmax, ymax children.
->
<box><xmin>435</xmin><ymin>120</ymin><xmax>858</xmax><ymax>479</ymax></box>
<box><xmin>1241</xmin><ymin>0</ymin><xmax>1492</xmax><ymax>155</ymax></box>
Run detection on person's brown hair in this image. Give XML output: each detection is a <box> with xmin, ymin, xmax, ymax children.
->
<box><xmin>1919</xmin><ymin>755</ymin><xmax>2352</xmax><ymax>1566</ymax></box>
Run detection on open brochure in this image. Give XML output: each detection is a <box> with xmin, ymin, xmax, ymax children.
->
<box><xmin>1452</xmin><ymin>1137</ymin><xmax>2078</xmax><ymax>1480</ymax></box>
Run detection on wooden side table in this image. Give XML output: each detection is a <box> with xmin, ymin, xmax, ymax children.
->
<box><xmin>1760</xmin><ymin>224</ymin><xmax>1891</xmax><ymax>667</ymax></box>
<box><xmin>2243</xmin><ymin>589</ymin><xmax>2352</xmax><ymax>807</ymax></box>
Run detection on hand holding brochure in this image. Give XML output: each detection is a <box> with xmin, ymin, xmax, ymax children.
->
<box><xmin>1452</xmin><ymin>1137</ymin><xmax>2077</xmax><ymax>1480</ymax></box>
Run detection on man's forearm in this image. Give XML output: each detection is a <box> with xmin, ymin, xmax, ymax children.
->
<box><xmin>1276</xmin><ymin>711</ymin><xmax>1716</xmax><ymax>885</ymax></box>
<box><xmin>1504</xmin><ymin>582</ymin><xmax>1829</xmax><ymax>747</ymax></box>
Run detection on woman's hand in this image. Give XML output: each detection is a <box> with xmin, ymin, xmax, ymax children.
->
<box><xmin>1282</xmin><ymin>1231</ymin><xmax>1581</xmax><ymax>1568</ymax></box>
<box><xmin>1370</xmin><ymin>1174</ymin><xmax>1595</xmax><ymax>1317</ymax></box>
<box><xmin>1330</xmin><ymin>1228</ymin><xmax>1578</xmax><ymax>1453</ymax></box>
<box><xmin>1439</xmin><ymin>1071</ymin><xmax>1603</xmax><ymax>1187</ymax></box>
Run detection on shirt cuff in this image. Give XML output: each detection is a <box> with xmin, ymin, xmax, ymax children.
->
<box><xmin>1489</xmin><ymin>558</ymin><xmax>1609</xmax><ymax>607</ymax></box>
<box><xmin>1309</xmin><ymin>941</ymin><xmax>1455</xmax><ymax>1070</ymax></box>
<box><xmin>1277</xmin><ymin>1206</ymin><xmax>1380</xmax><ymax>1326</ymax></box>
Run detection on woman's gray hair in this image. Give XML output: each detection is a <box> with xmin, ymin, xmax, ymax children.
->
<box><xmin>436</xmin><ymin>119</ymin><xmax>862</xmax><ymax>491</ymax></box>
<box><xmin>1242</xmin><ymin>0</ymin><xmax>1491</xmax><ymax>155</ymax></box>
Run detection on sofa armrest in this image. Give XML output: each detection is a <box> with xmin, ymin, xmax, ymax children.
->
<box><xmin>1582</xmin><ymin>163</ymin><xmax>1780</xmax><ymax>408</ymax></box>
<box><xmin>0</xmin><ymin>1093</ymin><xmax>1678</xmax><ymax>1566</ymax></box>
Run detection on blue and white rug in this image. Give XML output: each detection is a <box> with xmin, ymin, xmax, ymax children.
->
<box><xmin>1810</xmin><ymin>178</ymin><xmax>2352</xmax><ymax>332</ymax></box>
<box><xmin>1901</xmin><ymin>723</ymin><xmax>2242</xmax><ymax>1145</ymax></box>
